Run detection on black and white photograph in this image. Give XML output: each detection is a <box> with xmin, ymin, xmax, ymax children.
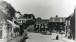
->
<box><xmin>0</xmin><ymin>0</ymin><xmax>76</xmax><ymax>42</ymax></box>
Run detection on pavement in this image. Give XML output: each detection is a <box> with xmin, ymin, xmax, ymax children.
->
<box><xmin>7</xmin><ymin>32</ymin><xmax>76</xmax><ymax>42</ymax></box>
<box><xmin>0</xmin><ymin>36</ymin><xmax>22</xmax><ymax>42</ymax></box>
<box><xmin>7</xmin><ymin>29</ymin><xmax>28</xmax><ymax>42</ymax></box>
<box><xmin>8</xmin><ymin>36</ymin><xmax>22</xmax><ymax>42</ymax></box>
<box><xmin>62</xmin><ymin>38</ymin><xmax>76</xmax><ymax>42</ymax></box>
<box><xmin>26</xmin><ymin>32</ymin><xmax>64</xmax><ymax>42</ymax></box>
<box><xmin>7</xmin><ymin>32</ymin><xmax>26</xmax><ymax>42</ymax></box>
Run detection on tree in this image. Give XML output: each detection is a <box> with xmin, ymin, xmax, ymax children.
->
<box><xmin>22</xmin><ymin>14</ymin><xmax>36</xmax><ymax>29</ymax></box>
<box><xmin>23</xmin><ymin>14</ymin><xmax>36</xmax><ymax>21</ymax></box>
<box><xmin>0</xmin><ymin>1</ymin><xmax>16</xmax><ymax>20</ymax></box>
<box><xmin>22</xmin><ymin>20</ymin><xmax>35</xmax><ymax>29</ymax></box>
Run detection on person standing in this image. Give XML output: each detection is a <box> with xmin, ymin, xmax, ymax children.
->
<box><xmin>56</xmin><ymin>35</ymin><xmax>59</xmax><ymax>40</ymax></box>
<box><xmin>19</xmin><ymin>24</ymin><xmax>24</xmax><ymax>36</ymax></box>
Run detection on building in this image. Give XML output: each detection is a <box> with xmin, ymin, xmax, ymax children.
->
<box><xmin>70</xmin><ymin>13</ymin><xmax>75</xmax><ymax>40</ymax></box>
<box><xmin>66</xmin><ymin>8</ymin><xmax>75</xmax><ymax>40</ymax></box>
<box><xmin>34</xmin><ymin>15</ymin><xmax>66</xmax><ymax>33</ymax></box>
<box><xmin>74</xmin><ymin>7</ymin><xmax>76</xmax><ymax>40</ymax></box>
<box><xmin>16</xmin><ymin>14</ymin><xmax>36</xmax><ymax>25</ymax></box>
<box><xmin>66</xmin><ymin>13</ymin><xmax>75</xmax><ymax>40</ymax></box>
<box><xmin>65</xmin><ymin>16</ymin><xmax>71</xmax><ymax>38</ymax></box>
<box><xmin>50</xmin><ymin>15</ymin><xmax>66</xmax><ymax>22</ymax></box>
<box><xmin>0</xmin><ymin>1</ymin><xmax>16</xmax><ymax>42</ymax></box>
<box><xmin>35</xmin><ymin>19</ymin><xmax>49</xmax><ymax>32</ymax></box>
<box><xmin>48</xmin><ymin>15</ymin><xmax>66</xmax><ymax>33</ymax></box>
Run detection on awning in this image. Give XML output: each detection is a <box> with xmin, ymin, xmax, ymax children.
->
<box><xmin>7</xmin><ymin>19</ymin><xmax>19</xmax><ymax>28</ymax></box>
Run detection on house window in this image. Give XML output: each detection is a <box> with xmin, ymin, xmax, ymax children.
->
<box><xmin>60</xmin><ymin>19</ymin><xmax>62</xmax><ymax>22</ymax></box>
<box><xmin>52</xmin><ymin>19</ymin><xmax>55</xmax><ymax>22</ymax></box>
<box><xmin>45</xmin><ymin>24</ymin><xmax>47</xmax><ymax>28</ymax></box>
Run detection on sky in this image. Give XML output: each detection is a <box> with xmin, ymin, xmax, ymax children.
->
<box><xmin>4</xmin><ymin>0</ymin><xmax>75</xmax><ymax>19</ymax></box>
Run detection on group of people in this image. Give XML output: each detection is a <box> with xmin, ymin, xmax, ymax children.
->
<box><xmin>13</xmin><ymin>25</ymin><xmax>24</xmax><ymax>36</ymax></box>
<box><xmin>13</xmin><ymin>22</ymin><xmax>28</xmax><ymax>42</ymax></box>
<box><xmin>13</xmin><ymin>21</ymin><xmax>25</xmax><ymax>36</ymax></box>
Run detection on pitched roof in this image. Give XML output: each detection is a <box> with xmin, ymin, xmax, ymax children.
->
<box><xmin>35</xmin><ymin>19</ymin><xmax>49</xmax><ymax>24</ymax></box>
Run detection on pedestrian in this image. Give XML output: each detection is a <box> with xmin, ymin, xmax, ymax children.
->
<box><xmin>56</xmin><ymin>35</ymin><xmax>59</xmax><ymax>40</ymax></box>
<box><xmin>19</xmin><ymin>24</ymin><xmax>24</xmax><ymax>36</ymax></box>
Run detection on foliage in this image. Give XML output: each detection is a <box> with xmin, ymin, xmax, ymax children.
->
<box><xmin>22</xmin><ymin>20</ymin><xmax>35</xmax><ymax>29</ymax></box>
<box><xmin>26</xmin><ymin>20</ymin><xmax>35</xmax><ymax>25</ymax></box>
<box><xmin>0</xmin><ymin>1</ymin><xmax>16</xmax><ymax>20</ymax></box>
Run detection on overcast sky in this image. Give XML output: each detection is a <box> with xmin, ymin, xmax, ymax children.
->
<box><xmin>4</xmin><ymin>0</ymin><xmax>75</xmax><ymax>19</ymax></box>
